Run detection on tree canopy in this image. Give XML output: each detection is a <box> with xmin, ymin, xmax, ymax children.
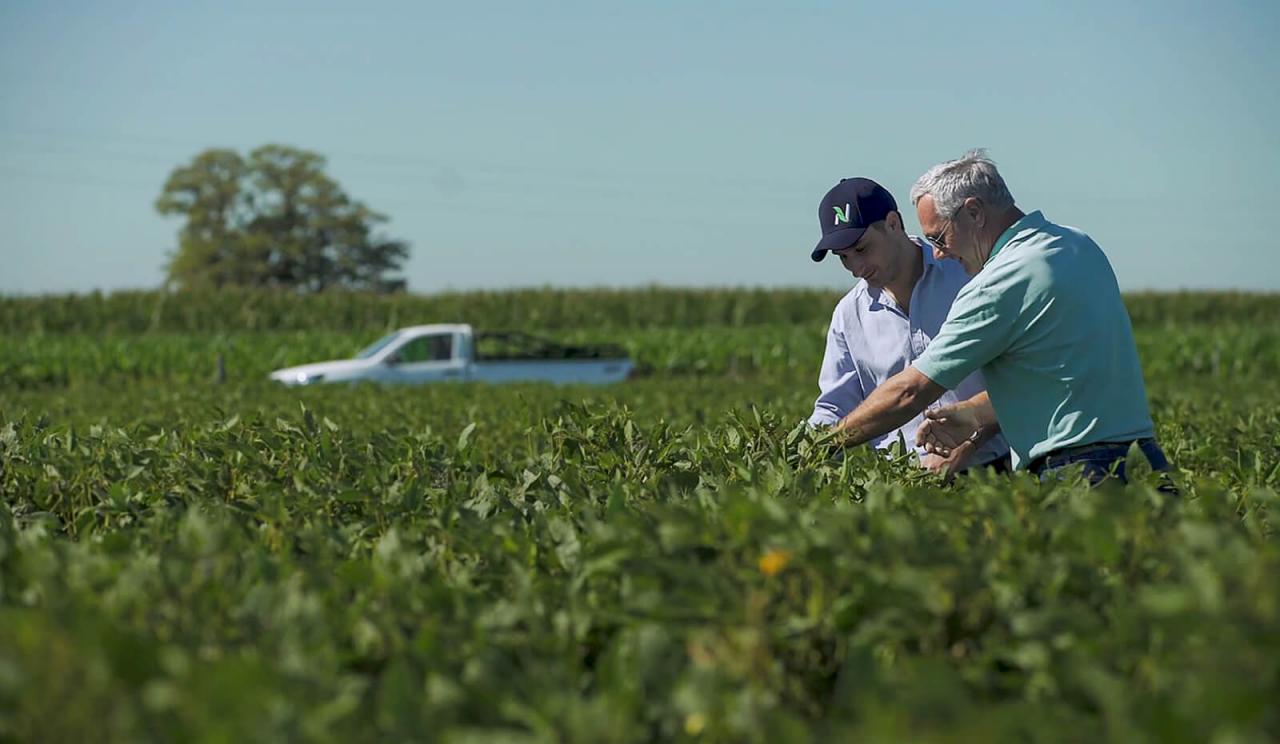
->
<box><xmin>156</xmin><ymin>145</ymin><xmax>409</xmax><ymax>292</ymax></box>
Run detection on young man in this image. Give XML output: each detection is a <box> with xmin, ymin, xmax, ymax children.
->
<box><xmin>809</xmin><ymin>177</ymin><xmax>1009</xmax><ymax>474</ymax></box>
<box><xmin>827</xmin><ymin>152</ymin><xmax>1169</xmax><ymax>484</ymax></box>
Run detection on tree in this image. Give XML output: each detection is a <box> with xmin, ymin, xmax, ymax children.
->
<box><xmin>156</xmin><ymin>145</ymin><xmax>409</xmax><ymax>292</ymax></box>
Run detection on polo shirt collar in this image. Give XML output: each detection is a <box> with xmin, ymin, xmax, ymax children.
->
<box><xmin>986</xmin><ymin>210</ymin><xmax>1046</xmax><ymax>265</ymax></box>
<box><xmin>912</xmin><ymin>235</ymin><xmax>941</xmax><ymax>277</ymax></box>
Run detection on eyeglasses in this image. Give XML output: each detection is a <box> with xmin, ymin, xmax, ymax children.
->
<box><xmin>925</xmin><ymin>212</ymin><xmax>957</xmax><ymax>252</ymax></box>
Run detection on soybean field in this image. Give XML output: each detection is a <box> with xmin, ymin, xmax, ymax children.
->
<box><xmin>1</xmin><ymin>289</ymin><xmax>1277</xmax><ymax>743</ymax></box>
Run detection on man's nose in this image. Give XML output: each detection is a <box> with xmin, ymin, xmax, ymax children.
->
<box><xmin>932</xmin><ymin>245</ymin><xmax>947</xmax><ymax>261</ymax></box>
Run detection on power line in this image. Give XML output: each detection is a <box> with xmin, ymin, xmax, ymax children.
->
<box><xmin>0</xmin><ymin>124</ymin><xmax>821</xmax><ymax>196</ymax></box>
<box><xmin>0</xmin><ymin>165</ymin><xmax>804</xmax><ymax>234</ymax></box>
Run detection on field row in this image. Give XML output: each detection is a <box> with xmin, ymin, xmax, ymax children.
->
<box><xmin>4</xmin><ymin>323</ymin><xmax>1279</xmax><ymax>391</ymax></box>
<box><xmin>2</xmin><ymin>288</ymin><xmax>1276</xmax><ymax>333</ymax></box>
<box><xmin>3</xmin><ymin>370</ymin><xmax>1276</xmax><ymax>491</ymax></box>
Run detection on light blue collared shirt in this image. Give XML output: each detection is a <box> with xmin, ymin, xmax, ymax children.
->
<box><xmin>810</xmin><ymin>236</ymin><xmax>1009</xmax><ymax>466</ymax></box>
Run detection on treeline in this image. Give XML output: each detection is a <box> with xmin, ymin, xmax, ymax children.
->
<box><xmin>1</xmin><ymin>287</ymin><xmax>1276</xmax><ymax>334</ymax></box>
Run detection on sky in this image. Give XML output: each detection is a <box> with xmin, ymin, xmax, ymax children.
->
<box><xmin>2</xmin><ymin>0</ymin><xmax>1278</xmax><ymax>295</ymax></box>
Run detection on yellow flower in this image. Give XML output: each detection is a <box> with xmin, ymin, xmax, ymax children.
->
<box><xmin>684</xmin><ymin>712</ymin><xmax>707</xmax><ymax>736</ymax></box>
<box><xmin>758</xmin><ymin>548</ymin><xmax>791</xmax><ymax>577</ymax></box>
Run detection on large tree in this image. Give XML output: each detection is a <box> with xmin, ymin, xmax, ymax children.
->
<box><xmin>156</xmin><ymin>145</ymin><xmax>408</xmax><ymax>292</ymax></box>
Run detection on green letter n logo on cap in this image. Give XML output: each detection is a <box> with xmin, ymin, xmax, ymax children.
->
<box><xmin>833</xmin><ymin>203</ymin><xmax>851</xmax><ymax>226</ymax></box>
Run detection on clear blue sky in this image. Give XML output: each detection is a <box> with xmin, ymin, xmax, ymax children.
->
<box><xmin>2</xmin><ymin>0</ymin><xmax>1277</xmax><ymax>294</ymax></box>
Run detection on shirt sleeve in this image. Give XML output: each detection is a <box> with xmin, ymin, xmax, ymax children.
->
<box><xmin>913</xmin><ymin>282</ymin><xmax>1021</xmax><ymax>390</ymax></box>
<box><xmin>809</xmin><ymin>312</ymin><xmax>866</xmax><ymax>426</ymax></box>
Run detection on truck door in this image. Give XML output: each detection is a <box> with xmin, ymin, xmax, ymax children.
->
<box><xmin>382</xmin><ymin>332</ymin><xmax>465</xmax><ymax>383</ymax></box>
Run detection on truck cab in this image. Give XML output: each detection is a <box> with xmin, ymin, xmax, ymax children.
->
<box><xmin>374</xmin><ymin>324</ymin><xmax>471</xmax><ymax>384</ymax></box>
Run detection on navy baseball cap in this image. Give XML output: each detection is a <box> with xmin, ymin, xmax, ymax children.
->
<box><xmin>811</xmin><ymin>177</ymin><xmax>898</xmax><ymax>262</ymax></box>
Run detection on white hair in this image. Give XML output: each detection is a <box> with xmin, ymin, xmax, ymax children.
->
<box><xmin>910</xmin><ymin>149</ymin><xmax>1015</xmax><ymax>218</ymax></box>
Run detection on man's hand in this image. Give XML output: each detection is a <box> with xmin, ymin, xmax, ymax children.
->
<box><xmin>920</xmin><ymin>439</ymin><xmax>978</xmax><ymax>482</ymax></box>
<box><xmin>916</xmin><ymin>402</ymin><xmax>987</xmax><ymax>457</ymax></box>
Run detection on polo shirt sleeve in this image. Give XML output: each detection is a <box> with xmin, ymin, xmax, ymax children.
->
<box><xmin>913</xmin><ymin>281</ymin><xmax>1021</xmax><ymax>390</ymax></box>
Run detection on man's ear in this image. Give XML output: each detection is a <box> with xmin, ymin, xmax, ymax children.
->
<box><xmin>885</xmin><ymin>210</ymin><xmax>904</xmax><ymax>233</ymax></box>
<box><xmin>963</xmin><ymin>197</ymin><xmax>985</xmax><ymax>228</ymax></box>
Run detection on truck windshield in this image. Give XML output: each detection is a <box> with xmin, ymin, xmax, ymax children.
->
<box><xmin>355</xmin><ymin>332</ymin><xmax>401</xmax><ymax>359</ymax></box>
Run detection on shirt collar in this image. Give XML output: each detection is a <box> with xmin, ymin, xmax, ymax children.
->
<box><xmin>987</xmin><ymin>210</ymin><xmax>1046</xmax><ymax>265</ymax></box>
<box><xmin>912</xmin><ymin>235</ymin><xmax>938</xmax><ymax>273</ymax></box>
<box><xmin>866</xmin><ymin>237</ymin><xmax>934</xmax><ymax>310</ymax></box>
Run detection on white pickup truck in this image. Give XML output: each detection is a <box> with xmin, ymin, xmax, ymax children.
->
<box><xmin>269</xmin><ymin>324</ymin><xmax>635</xmax><ymax>387</ymax></box>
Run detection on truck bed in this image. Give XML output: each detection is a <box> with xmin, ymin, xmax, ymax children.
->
<box><xmin>470</xmin><ymin>358</ymin><xmax>633</xmax><ymax>385</ymax></box>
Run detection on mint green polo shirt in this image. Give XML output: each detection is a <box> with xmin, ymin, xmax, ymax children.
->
<box><xmin>912</xmin><ymin>211</ymin><xmax>1154</xmax><ymax>470</ymax></box>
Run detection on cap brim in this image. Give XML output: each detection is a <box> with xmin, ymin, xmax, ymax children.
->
<box><xmin>810</xmin><ymin>227</ymin><xmax>867</xmax><ymax>262</ymax></box>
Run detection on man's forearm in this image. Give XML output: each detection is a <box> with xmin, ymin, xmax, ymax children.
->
<box><xmin>951</xmin><ymin>391</ymin><xmax>1000</xmax><ymax>443</ymax></box>
<box><xmin>956</xmin><ymin>391</ymin><xmax>998</xmax><ymax>429</ymax></box>
<box><xmin>832</xmin><ymin>367</ymin><xmax>945</xmax><ymax>447</ymax></box>
<box><xmin>915</xmin><ymin>390</ymin><xmax>1001</xmax><ymax>456</ymax></box>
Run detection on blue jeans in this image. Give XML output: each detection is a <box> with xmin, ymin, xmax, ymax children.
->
<box><xmin>1030</xmin><ymin>438</ymin><xmax>1171</xmax><ymax>486</ymax></box>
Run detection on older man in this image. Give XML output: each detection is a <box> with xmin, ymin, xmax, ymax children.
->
<box><xmin>808</xmin><ymin>176</ymin><xmax>1009</xmax><ymax>474</ymax></box>
<box><xmin>826</xmin><ymin>151</ymin><xmax>1169</xmax><ymax>483</ymax></box>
